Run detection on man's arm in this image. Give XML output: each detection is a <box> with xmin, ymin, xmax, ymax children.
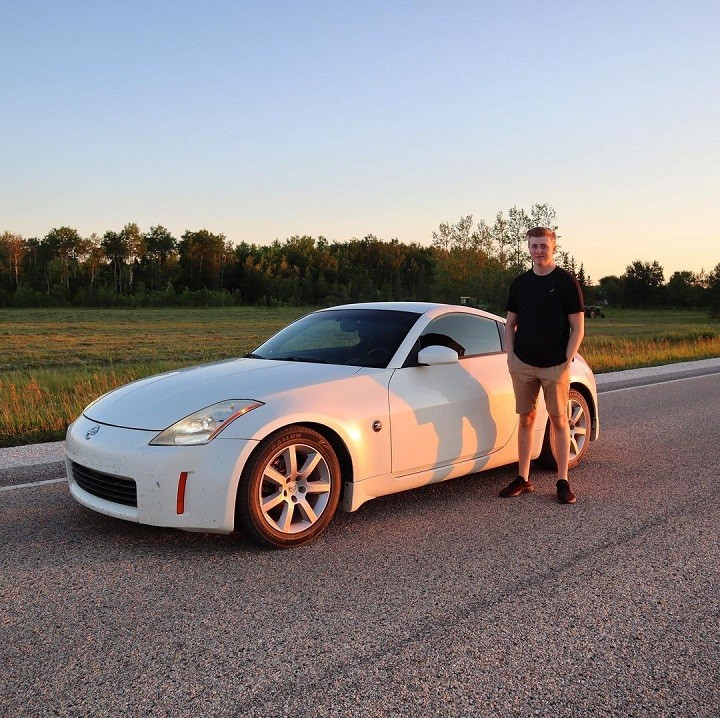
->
<box><xmin>566</xmin><ymin>311</ymin><xmax>585</xmax><ymax>362</ymax></box>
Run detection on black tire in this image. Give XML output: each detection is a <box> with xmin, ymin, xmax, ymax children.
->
<box><xmin>535</xmin><ymin>388</ymin><xmax>591</xmax><ymax>471</ymax></box>
<box><xmin>588</xmin><ymin>308</ymin><xmax>597</xmax><ymax>318</ymax></box>
<box><xmin>236</xmin><ymin>426</ymin><xmax>341</xmax><ymax>548</ymax></box>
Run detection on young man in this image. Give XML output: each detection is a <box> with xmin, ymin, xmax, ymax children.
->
<box><xmin>500</xmin><ymin>227</ymin><xmax>585</xmax><ymax>504</ymax></box>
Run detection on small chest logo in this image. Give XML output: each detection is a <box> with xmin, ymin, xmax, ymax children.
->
<box><xmin>85</xmin><ymin>425</ymin><xmax>100</xmax><ymax>440</ymax></box>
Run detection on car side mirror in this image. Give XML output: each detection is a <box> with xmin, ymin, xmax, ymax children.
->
<box><xmin>417</xmin><ymin>345</ymin><xmax>459</xmax><ymax>366</ymax></box>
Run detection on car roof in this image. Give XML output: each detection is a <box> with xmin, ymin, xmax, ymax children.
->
<box><xmin>320</xmin><ymin>301</ymin><xmax>445</xmax><ymax>313</ymax></box>
<box><xmin>317</xmin><ymin>301</ymin><xmax>504</xmax><ymax>323</ymax></box>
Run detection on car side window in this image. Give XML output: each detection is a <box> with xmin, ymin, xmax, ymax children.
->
<box><xmin>420</xmin><ymin>314</ymin><xmax>502</xmax><ymax>358</ymax></box>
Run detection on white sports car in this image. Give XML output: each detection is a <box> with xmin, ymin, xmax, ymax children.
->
<box><xmin>66</xmin><ymin>302</ymin><xmax>599</xmax><ymax>548</ymax></box>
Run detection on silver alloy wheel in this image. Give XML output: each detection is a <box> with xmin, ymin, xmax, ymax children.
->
<box><xmin>567</xmin><ymin>392</ymin><xmax>589</xmax><ymax>461</ymax></box>
<box><xmin>258</xmin><ymin>442</ymin><xmax>332</xmax><ymax>534</ymax></box>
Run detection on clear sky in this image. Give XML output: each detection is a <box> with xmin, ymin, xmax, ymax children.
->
<box><xmin>2</xmin><ymin>0</ymin><xmax>718</xmax><ymax>281</ymax></box>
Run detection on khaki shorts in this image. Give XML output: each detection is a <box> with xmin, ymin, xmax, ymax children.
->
<box><xmin>507</xmin><ymin>351</ymin><xmax>570</xmax><ymax>416</ymax></box>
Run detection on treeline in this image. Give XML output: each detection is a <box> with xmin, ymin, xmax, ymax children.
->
<box><xmin>597</xmin><ymin>260</ymin><xmax>720</xmax><ymax>310</ymax></box>
<box><xmin>1</xmin><ymin>205</ymin><xmax>718</xmax><ymax>313</ymax></box>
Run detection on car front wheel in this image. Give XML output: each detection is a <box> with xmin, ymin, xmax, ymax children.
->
<box><xmin>236</xmin><ymin>426</ymin><xmax>341</xmax><ymax>548</ymax></box>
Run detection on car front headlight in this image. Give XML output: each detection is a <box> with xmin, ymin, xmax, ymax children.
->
<box><xmin>150</xmin><ymin>400</ymin><xmax>264</xmax><ymax>446</ymax></box>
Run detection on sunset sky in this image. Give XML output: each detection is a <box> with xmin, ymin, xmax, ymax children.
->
<box><xmin>2</xmin><ymin>0</ymin><xmax>718</xmax><ymax>281</ymax></box>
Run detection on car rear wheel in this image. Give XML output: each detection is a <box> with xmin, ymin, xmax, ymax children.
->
<box><xmin>236</xmin><ymin>426</ymin><xmax>341</xmax><ymax>548</ymax></box>
<box><xmin>535</xmin><ymin>388</ymin><xmax>591</xmax><ymax>470</ymax></box>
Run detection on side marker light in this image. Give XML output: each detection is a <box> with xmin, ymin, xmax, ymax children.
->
<box><xmin>177</xmin><ymin>472</ymin><xmax>189</xmax><ymax>514</ymax></box>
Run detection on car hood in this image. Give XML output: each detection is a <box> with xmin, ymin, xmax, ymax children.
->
<box><xmin>83</xmin><ymin>358</ymin><xmax>361</xmax><ymax>430</ymax></box>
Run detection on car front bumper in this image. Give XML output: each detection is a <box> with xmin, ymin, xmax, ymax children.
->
<box><xmin>66</xmin><ymin>415</ymin><xmax>259</xmax><ymax>533</ymax></box>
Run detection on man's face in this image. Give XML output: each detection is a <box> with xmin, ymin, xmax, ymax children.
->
<box><xmin>527</xmin><ymin>236</ymin><xmax>555</xmax><ymax>269</ymax></box>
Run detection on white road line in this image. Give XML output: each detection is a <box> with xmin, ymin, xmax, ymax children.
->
<box><xmin>0</xmin><ymin>478</ymin><xmax>68</xmax><ymax>492</ymax></box>
<box><xmin>599</xmin><ymin>372</ymin><xmax>718</xmax><ymax>395</ymax></box>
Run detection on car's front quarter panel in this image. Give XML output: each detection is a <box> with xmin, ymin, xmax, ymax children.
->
<box><xmin>66</xmin><ymin>414</ymin><xmax>258</xmax><ymax>532</ymax></box>
<box><xmin>217</xmin><ymin>369</ymin><xmax>394</xmax><ymax>483</ymax></box>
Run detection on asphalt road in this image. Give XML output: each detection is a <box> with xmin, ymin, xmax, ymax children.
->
<box><xmin>1</xmin><ymin>366</ymin><xmax>719</xmax><ymax>717</ymax></box>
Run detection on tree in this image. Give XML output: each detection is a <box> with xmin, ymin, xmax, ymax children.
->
<box><xmin>431</xmin><ymin>204</ymin><xmax>565</xmax><ymax>309</ymax></box>
<box><xmin>557</xmin><ymin>251</ymin><xmax>577</xmax><ymax>275</ymax></box>
<box><xmin>82</xmin><ymin>234</ymin><xmax>107</xmax><ymax>291</ymax></box>
<box><xmin>666</xmin><ymin>271</ymin><xmax>706</xmax><ymax>307</ymax></box>
<box><xmin>44</xmin><ymin>226</ymin><xmax>85</xmax><ymax>295</ymax></box>
<box><xmin>576</xmin><ymin>263</ymin><xmax>588</xmax><ymax>288</ymax></box>
<box><xmin>100</xmin><ymin>223</ymin><xmax>146</xmax><ymax>295</ymax></box>
<box><xmin>490</xmin><ymin>211</ymin><xmax>512</xmax><ymax>271</ymax></box>
<box><xmin>102</xmin><ymin>230</ymin><xmax>128</xmax><ymax>294</ymax></box>
<box><xmin>597</xmin><ymin>275</ymin><xmax>624</xmax><ymax>306</ymax></box>
<box><xmin>529</xmin><ymin>203</ymin><xmax>558</xmax><ymax>231</ymax></box>
<box><xmin>431</xmin><ymin>216</ymin><xmax>498</xmax><ymax>302</ymax></box>
<box><xmin>143</xmin><ymin>226</ymin><xmax>178</xmax><ymax>291</ymax></box>
<box><xmin>0</xmin><ymin>231</ymin><xmax>26</xmax><ymax>290</ymax></box>
<box><xmin>432</xmin><ymin>215</ymin><xmax>478</xmax><ymax>252</ymax></box>
<box><xmin>120</xmin><ymin>223</ymin><xmax>145</xmax><ymax>292</ymax></box>
<box><xmin>506</xmin><ymin>205</ymin><xmax>531</xmax><ymax>272</ymax></box>
<box><xmin>622</xmin><ymin>260</ymin><xmax>665</xmax><ymax>307</ymax></box>
<box><xmin>707</xmin><ymin>262</ymin><xmax>720</xmax><ymax>317</ymax></box>
<box><xmin>177</xmin><ymin>229</ymin><xmax>228</xmax><ymax>291</ymax></box>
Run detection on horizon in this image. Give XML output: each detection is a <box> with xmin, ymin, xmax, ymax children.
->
<box><xmin>2</xmin><ymin>1</ymin><xmax>718</xmax><ymax>282</ymax></box>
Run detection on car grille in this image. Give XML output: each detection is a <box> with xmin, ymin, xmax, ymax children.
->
<box><xmin>71</xmin><ymin>462</ymin><xmax>138</xmax><ymax>507</ymax></box>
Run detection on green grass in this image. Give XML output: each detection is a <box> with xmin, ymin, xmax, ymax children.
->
<box><xmin>582</xmin><ymin>308</ymin><xmax>720</xmax><ymax>372</ymax></box>
<box><xmin>1</xmin><ymin>306</ymin><xmax>718</xmax><ymax>447</ymax></box>
<box><xmin>0</xmin><ymin>306</ymin><xmax>309</xmax><ymax>371</ymax></box>
<box><xmin>0</xmin><ymin>307</ymin><xmax>309</xmax><ymax>447</ymax></box>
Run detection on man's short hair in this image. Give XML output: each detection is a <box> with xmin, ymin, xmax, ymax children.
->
<box><xmin>526</xmin><ymin>226</ymin><xmax>556</xmax><ymax>242</ymax></box>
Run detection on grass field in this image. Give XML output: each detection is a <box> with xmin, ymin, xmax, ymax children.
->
<box><xmin>1</xmin><ymin>306</ymin><xmax>718</xmax><ymax>447</ymax></box>
<box><xmin>580</xmin><ymin>308</ymin><xmax>720</xmax><ymax>372</ymax></box>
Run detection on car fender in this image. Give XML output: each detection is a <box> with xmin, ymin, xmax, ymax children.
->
<box><xmin>217</xmin><ymin>369</ymin><xmax>394</xmax><ymax>484</ymax></box>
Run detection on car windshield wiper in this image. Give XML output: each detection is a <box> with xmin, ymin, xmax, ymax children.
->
<box><xmin>243</xmin><ymin>352</ymin><xmax>266</xmax><ymax>359</ymax></box>
<box><xmin>274</xmin><ymin>355</ymin><xmax>328</xmax><ymax>364</ymax></box>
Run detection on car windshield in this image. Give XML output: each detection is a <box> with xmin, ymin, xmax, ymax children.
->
<box><xmin>249</xmin><ymin>309</ymin><xmax>421</xmax><ymax>368</ymax></box>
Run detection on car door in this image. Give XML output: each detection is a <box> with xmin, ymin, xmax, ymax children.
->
<box><xmin>388</xmin><ymin>313</ymin><xmax>517</xmax><ymax>477</ymax></box>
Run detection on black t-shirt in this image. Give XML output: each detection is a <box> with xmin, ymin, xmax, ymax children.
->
<box><xmin>506</xmin><ymin>267</ymin><xmax>584</xmax><ymax>367</ymax></box>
